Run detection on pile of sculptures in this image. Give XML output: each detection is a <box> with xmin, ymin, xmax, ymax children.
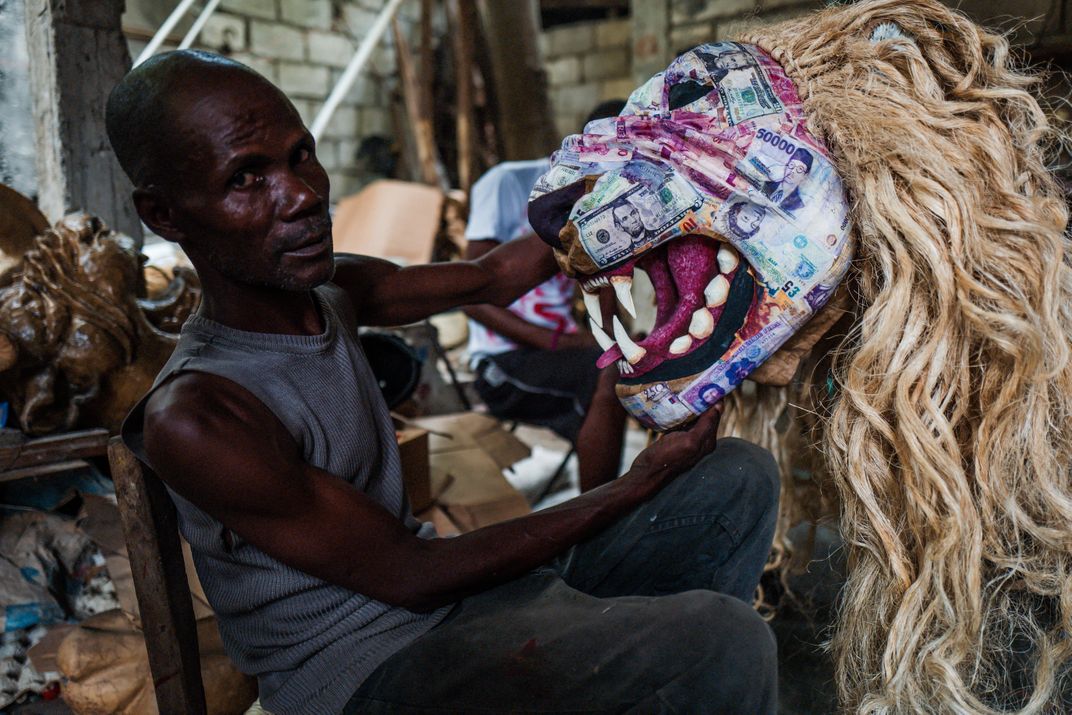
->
<box><xmin>0</xmin><ymin>205</ymin><xmax>200</xmax><ymax>435</ymax></box>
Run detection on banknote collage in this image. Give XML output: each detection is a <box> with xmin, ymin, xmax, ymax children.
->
<box><xmin>530</xmin><ymin>41</ymin><xmax>855</xmax><ymax>429</ymax></box>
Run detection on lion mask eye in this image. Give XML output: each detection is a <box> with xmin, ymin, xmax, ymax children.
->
<box><xmin>668</xmin><ymin>80</ymin><xmax>710</xmax><ymax>110</ymax></box>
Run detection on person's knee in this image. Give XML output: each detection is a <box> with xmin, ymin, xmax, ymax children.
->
<box><xmin>718</xmin><ymin>594</ymin><xmax>776</xmax><ymax>660</ymax></box>
<box><xmin>715</xmin><ymin>438</ymin><xmax>779</xmax><ymax>522</ymax></box>
<box><xmin>686</xmin><ymin>438</ymin><xmax>779</xmax><ymax>529</ymax></box>
<box><xmin>658</xmin><ymin>592</ymin><xmax>778</xmax><ymax>709</ymax></box>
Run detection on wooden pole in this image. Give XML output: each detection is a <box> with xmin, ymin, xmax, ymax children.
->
<box><xmin>476</xmin><ymin>0</ymin><xmax>557</xmax><ymax>160</ymax></box>
<box><xmin>392</xmin><ymin>18</ymin><xmax>446</xmax><ymax>188</ymax></box>
<box><xmin>420</xmin><ymin>0</ymin><xmax>435</xmax><ymax>120</ymax></box>
<box><xmin>449</xmin><ymin>0</ymin><xmax>477</xmax><ymax>192</ymax></box>
<box><xmin>108</xmin><ymin>437</ymin><xmax>207</xmax><ymax>715</ymax></box>
<box><xmin>24</xmin><ymin>0</ymin><xmax>143</xmax><ymax>244</ymax></box>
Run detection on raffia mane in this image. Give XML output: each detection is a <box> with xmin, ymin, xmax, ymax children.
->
<box><xmin>721</xmin><ymin>0</ymin><xmax>1072</xmax><ymax>711</ymax></box>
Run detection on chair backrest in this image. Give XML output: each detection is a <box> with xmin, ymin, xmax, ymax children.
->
<box><xmin>107</xmin><ymin>436</ymin><xmax>208</xmax><ymax>715</ymax></box>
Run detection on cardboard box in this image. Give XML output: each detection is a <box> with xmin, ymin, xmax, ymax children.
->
<box><xmin>410</xmin><ymin>412</ymin><xmax>532</xmax><ymax>531</ymax></box>
<box><xmin>332</xmin><ymin>180</ymin><xmax>444</xmax><ymax>265</ymax></box>
<box><xmin>412</xmin><ymin>412</ymin><xmax>531</xmax><ymax>469</ymax></box>
<box><xmin>396</xmin><ymin>427</ymin><xmax>431</xmax><ymax>512</ymax></box>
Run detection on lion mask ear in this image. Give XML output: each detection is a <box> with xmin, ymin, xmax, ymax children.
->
<box><xmin>749</xmin><ymin>284</ymin><xmax>852</xmax><ymax>386</ymax></box>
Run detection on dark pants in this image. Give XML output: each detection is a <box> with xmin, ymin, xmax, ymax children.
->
<box><xmin>345</xmin><ymin>438</ymin><xmax>780</xmax><ymax>714</ymax></box>
<box><xmin>474</xmin><ymin>347</ymin><xmax>604</xmax><ymax>443</ymax></box>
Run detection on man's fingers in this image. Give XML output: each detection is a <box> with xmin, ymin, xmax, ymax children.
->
<box><xmin>691</xmin><ymin>401</ymin><xmax>723</xmax><ymax>433</ymax></box>
<box><xmin>689</xmin><ymin>402</ymin><xmax>723</xmax><ymax>452</ymax></box>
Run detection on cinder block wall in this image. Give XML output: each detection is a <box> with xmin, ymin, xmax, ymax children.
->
<box><xmin>123</xmin><ymin>0</ymin><xmax>430</xmax><ymax>199</ymax></box>
<box><xmin>540</xmin><ymin>18</ymin><xmax>635</xmax><ymax>141</ymax></box>
<box><xmin>116</xmin><ymin>0</ymin><xmax>1066</xmax><ymax>200</ymax></box>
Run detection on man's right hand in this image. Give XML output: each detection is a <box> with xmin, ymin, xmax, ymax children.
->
<box><xmin>626</xmin><ymin>403</ymin><xmax>724</xmax><ymax>492</ymax></box>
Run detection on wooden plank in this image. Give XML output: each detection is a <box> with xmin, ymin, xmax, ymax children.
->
<box><xmin>0</xmin><ymin>460</ymin><xmax>91</xmax><ymax>483</ymax></box>
<box><xmin>420</xmin><ymin>0</ymin><xmax>435</xmax><ymax>120</ymax></box>
<box><xmin>477</xmin><ymin>0</ymin><xmax>557</xmax><ymax>160</ymax></box>
<box><xmin>108</xmin><ymin>437</ymin><xmax>207</xmax><ymax>715</ymax></box>
<box><xmin>3</xmin><ymin>428</ymin><xmax>109</xmax><ymax>469</ymax></box>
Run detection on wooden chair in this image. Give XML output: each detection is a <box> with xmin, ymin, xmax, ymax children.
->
<box><xmin>107</xmin><ymin>436</ymin><xmax>208</xmax><ymax>715</ymax></box>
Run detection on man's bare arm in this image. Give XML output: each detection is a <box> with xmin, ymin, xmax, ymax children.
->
<box><xmin>333</xmin><ymin>234</ymin><xmax>558</xmax><ymax>327</ymax></box>
<box><xmin>460</xmin><ymin>238</ymin><xmax>595</xmax><ymax>351</ymax></box>
<box><xmin>143</xmin><ymin>371</ymin><xmax>721</xmax><ymax>612</ymax></box>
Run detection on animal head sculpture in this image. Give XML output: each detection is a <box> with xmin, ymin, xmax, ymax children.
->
<box><xmin>534</xmin><ymin>0</ymin><xmax>1072</xmax><ymax>711</ymax></box>
<box><xmin>530</xmin><ymin>36</ymin><xmax>853</xmax><ymax>431</ymax></box>
<box><xmin>0</xmin><ymin>215</ymin><xmax>200</xmax><ymax>435</ymax></box>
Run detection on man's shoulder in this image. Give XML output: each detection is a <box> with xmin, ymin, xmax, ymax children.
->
<box><xmin>144</xmin><ymin>371</ymin><xmax>246</xmax><ymax>436</ymax></box>
<box><xmin>140</xmin><ymin>370</ymin><xmax>279</xmax><ymax>474</ymax></box>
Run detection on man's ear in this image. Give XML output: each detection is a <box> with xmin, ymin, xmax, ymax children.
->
<box><xmin>750</xmin><ymin>285</ymin><xmax>852</xmax><ymax>386</ymax></box>
<box><xmin>132</xmin><ymin>187</ymin><xmax>184</xmax><ymax>243</ymax></box>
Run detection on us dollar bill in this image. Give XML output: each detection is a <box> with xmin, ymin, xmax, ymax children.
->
<box><xmin>571</xmin><ymin>166</ymin><xmax>704</xmax><ymax>268</ymax></box>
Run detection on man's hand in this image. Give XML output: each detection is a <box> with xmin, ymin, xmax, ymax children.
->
<box><xmin>460</xmin><ymin>237</ymin><xmax>596</xmax><ymax>352</ymax></box>
<box><xmin>627</xmin><ymin>403</ymin><xmax>724</xmax><ymax>491</ymax></box>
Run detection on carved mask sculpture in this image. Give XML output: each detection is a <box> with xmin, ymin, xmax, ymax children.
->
<box><xmin>534</xmin><ymin>0</ymin><xmax>1072</xmax><ymax>711</ymax></box>
<box><xmin>0</xmin><ymin>214</ymin><xmax>200</xmax><ymax>435</ymax></box>
<box><xmin>529</xmin><ymin>40</ymin><xmax>853</xmax><ymax>430</ymax></box>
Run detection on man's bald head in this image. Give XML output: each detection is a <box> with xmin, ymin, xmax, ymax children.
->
<box><xmin>106</xmin><ymin>50</ymin><xmax>284</xmax><ymax>188</ymax></box>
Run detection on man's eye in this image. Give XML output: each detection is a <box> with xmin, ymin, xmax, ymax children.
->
<box><xmin>230</xmin><ymin>171</ymin><xmax>260</xmax><ymax>189</ymax></box>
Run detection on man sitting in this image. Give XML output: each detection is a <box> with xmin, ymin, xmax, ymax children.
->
<box><xmin>107</xmin><ymin>50</ymin><xmax>779</xmax><ymax>714</ymax></box>
<box><xmin>464</xmin><ymin>100</ymin><xmax>629</xmax><ymax>493</ymax></box>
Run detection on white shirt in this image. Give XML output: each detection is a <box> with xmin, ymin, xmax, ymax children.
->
<box><xmin>465</xmin><ymin>159</ymin><xmax>579</xmax><ymax>366</ymax></box>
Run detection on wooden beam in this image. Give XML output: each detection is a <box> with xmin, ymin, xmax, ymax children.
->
<box><xmin>0</xmin><ymin>428</ymin><xmax>109</xmax><ymax>473</ymax></box>
<box><xmin>477</xmin><ymin>0</ymin><xmax>557</xmax><ymax>160</ymax></box>
<box><xmin>24</xmin><ymin>0</ymin><xmax>143</xmax><ymax>244</ymax></box>
<box><xmin>420</xmin><ymin>0</ymin><xmax>435</xmax><ymax>120</ymax></box>
<box><xmin>393</xmin><ymin>18</ymin><xmax>446</xmax><ymax>187</ymax></box>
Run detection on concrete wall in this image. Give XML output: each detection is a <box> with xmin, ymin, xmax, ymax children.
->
<box><xmin>0</xmin><ymin>0</ymin><xmax>38</xmax><ymax>199</ymax></box>
<box><xmin>123</xmin><ymin>0</ymin><xmax>432</xmax><ymax>199</ymax></box>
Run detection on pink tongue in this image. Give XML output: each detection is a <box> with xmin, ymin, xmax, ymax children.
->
<box><xmin>596</xmin><ymin>345</ymin><xmax>622</xmax><ymax>369</ymax></box>
<box><xmin>593</xmin><ymin>236</ymin><xmax>721</xmax><ymax>371</ymax></box>
<box><xmin>638</xmin><ymin>238</ymin><xmax>719</xmax><ymax>351</ymax></box>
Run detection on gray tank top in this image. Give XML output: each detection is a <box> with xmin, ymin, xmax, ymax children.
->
<box><xmin>123</xmin><ymin>283</ymin><xmax>450</xmax><ymax>715</ymax></box>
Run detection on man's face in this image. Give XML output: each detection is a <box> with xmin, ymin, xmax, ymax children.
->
<box><xmin>161</xmin><ymin>77</ymin><xmax>333</xmax><ymax>292</ymax></box>
<box><xmin>716</xmin><ymin>52</ymin><xmax>750</xmax><ymax>70</ymax></box>
<box><xmin>781</xmin><ymin>158</ymin><xmax>809</xmax><ymax>191</ymax></box>
<box><xmin>613</xmin><ymin>203</ymin><xmax>644</xmax><ymax>238</ymax></box>
<box><xmin>735</xmin><ymin>203</ymin><xmax>765</xmax><ymax>234</ymax></box>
